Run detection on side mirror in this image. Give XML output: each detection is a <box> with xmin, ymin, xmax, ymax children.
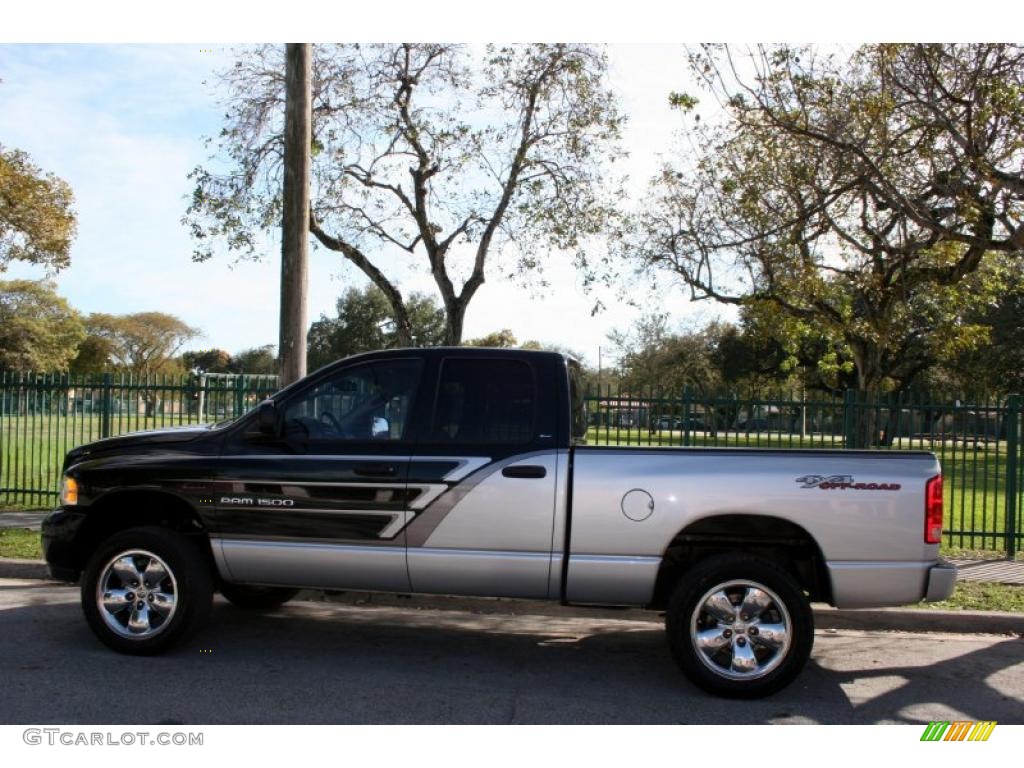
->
<box><xmin>371</xmin><ymin>416</ymin><xmax>390</xmax><ymax>439</ymax></box>
<box><xmin>256</xmin><ymin>399</ymin><xmax>278</xmax><ymax>435</ymax></box>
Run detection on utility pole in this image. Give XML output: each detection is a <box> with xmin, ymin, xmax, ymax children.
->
<box><xmin>279</xmin><ymin>43</ymin><xmax>312</xmax><ymax>386</ymax></box>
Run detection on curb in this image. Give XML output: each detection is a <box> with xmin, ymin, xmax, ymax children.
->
<box><xmin>304</xmin><ymin>590</ymin><xmax>1024</xmax><ymax>636</ymax></box>
<box><xmin>4</xmin><ymin>559</ymin><xmax>1020</xmax><ymax>636</ymax></box>
<box><xmin>0</xmin><ymin>558</ymin><xmax>50</xmax><ymax>580</ymax></box>
<box><xmin>810</xmin><ymin>605</ymin><xmax>1024</xmax><ymax>636</ymax></box>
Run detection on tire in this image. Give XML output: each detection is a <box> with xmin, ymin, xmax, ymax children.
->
<box><xmin>81</xmin><ymin>526</ymin><xmax>213</xmax><ymax>655</ymax></box>
<box><xmin>219</xmin><ymin>583</ymin><xmax>300</xmax><ymax>610</ymax></box>
<box><xmin>665</xmin><ymin>553</ymin><xmax>813</xmax><ymax>698</ymax></box>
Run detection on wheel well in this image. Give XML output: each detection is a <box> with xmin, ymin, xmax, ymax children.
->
<box><xmin>649</xmin><ymin>514</ymin><xmax>832</xmax><ymax>610</ymax></box>
<box><xmin>73</xmin><ymin>491</ymin><xmax>211</xmax><ymax>571</ymax></box>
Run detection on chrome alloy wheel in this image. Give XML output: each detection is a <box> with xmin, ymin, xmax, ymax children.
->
<box><xmin>96</xmin><ymin>549</ymin><xmax>178</xmax><ymax>639</ymax></box>
<box><xmin>689</xmin><ymin>579</ymin><xmax>792</xmax><ymax>681</ymax></box>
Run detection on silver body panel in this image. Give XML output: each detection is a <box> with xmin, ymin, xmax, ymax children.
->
<box><xmin>406</xmin><ymin>548</ymin><xmax>552</xmax><ymax>598</ymax></box>
<box><xmin>569</xmin><ymin>448</ymin><xmax>942</xmax><ymax>608</ymax></box>
<box><xmin>215</xmin><ymin>539</ymin><xmax>411</xmax><ymax>592</ymax></box>
<box><xmin>213</xmin><ymin>446</ymin><xmax>944</xmax><ymax>610</ymax></box>
<box><xmin>411</xmin><ymin>452</ymin><xmax>562</xmax><ymax>598</ymax></box>
<box><xmin>564</xmin><ymin>553</ymin><xmax>662</xmax><ymax>604</ymax></box>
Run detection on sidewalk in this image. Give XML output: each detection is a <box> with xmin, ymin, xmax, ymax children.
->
<box><xmin>949</xmin><ymin>557</ymin><xmax>1024</xmax><ymax>586</ymax></box>
<box><xmin>0</xmin><ymin>511</ymin><xmax>48</xmax><ymax>530</ymax></box>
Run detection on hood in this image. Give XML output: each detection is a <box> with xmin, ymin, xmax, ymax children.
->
<box><xmin>64</xmin><ymin>424</ymin><xmax>215</xmax><ymax>468</ymax></box>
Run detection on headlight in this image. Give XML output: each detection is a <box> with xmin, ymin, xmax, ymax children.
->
<box><xmin>60</xmin><ymin>476</ymin><xmax>79</xmax><ymax>506</ymax></box>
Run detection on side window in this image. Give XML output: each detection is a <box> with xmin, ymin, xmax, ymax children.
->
<box><xmin>431</xmin><ymin>359</ymin><xmax>536</xmax><ymax>445</ymax></box>
<box><xmin>282</xmin><ymin>359</ymin><xmax>422</xmax><ymax>443</ymax></box>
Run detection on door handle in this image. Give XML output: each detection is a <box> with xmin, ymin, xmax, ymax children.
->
<box><xmin>502</xmin><ymin>465</ymin><xmax>547</xmax><ymax>479</ymax></box>
<box><xmin>353</xmin><ymin>464</ymin><xmax>398</xmax><ymax>478</ymax></box>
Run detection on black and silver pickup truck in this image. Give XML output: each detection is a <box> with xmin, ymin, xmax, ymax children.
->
<box><xmin>42</xmin><ymin>347</ymin><xmax>955</xmax><ymax>697</ymax></box>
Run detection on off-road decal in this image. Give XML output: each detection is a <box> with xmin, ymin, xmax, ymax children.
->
<box><xmin>795</xmin><ymin>474</ymin><xmax>901</xmax><ymax>491</ymax></box>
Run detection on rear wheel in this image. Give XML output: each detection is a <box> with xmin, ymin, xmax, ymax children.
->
<box><xmin>81</xmin><ymin>526</ymin><xmax>213</xmax><ymax>655</ymax></box>
<box><xmin>220</xmin><ymin>583</ymin><xmax>300</xmax><ymax>610</ymax></box>
<box><xmin>666</xmin><ymin>553</ymin><xmax>813</xmax><ymax>698</ymax></box>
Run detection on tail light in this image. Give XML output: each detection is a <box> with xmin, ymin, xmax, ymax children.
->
<box><xmin>925</xmin><ymin>475</ymin><xmax>943</xmax><ymax>544</ymax></box>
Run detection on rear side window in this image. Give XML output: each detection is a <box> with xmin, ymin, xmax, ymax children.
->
<box><xmin>568</xmin><ymin>359</ymin><xmax>588</xmax><ymax>443</ymax></box>
<box><xmin>431</xmin><ymin>359</ymin><xmax>536</xmax><ymax>444</ymax></box>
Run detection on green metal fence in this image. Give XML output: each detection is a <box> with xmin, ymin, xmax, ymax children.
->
<box><xmin>0</xmin><ymin>371</ymin><xmax>279</xmax><ymax>508</ymax></box>
<box><xmin>583</xmin><ymin>387</ymin><xmax>1022</xmax><ymax>558</ymax></box>
<box><xmin>1</xmin><ymin>371</ymin><xmax>1020</xmax><ymax>557</ymax></box>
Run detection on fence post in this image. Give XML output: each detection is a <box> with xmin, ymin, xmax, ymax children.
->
<box><xmin>235</xmin><ymin>375</ymin><xmax>246</xmax><ymax>418</ymax></box>
<box><xmin>1005</xmin><ymin>394</ymin><xmax>1020</xmax><ymax>560</ymax></box>
<box><xmin>843</xmin><ymin>388</ymin><xmax>857</xmax><ymax>449</ymax></box>
<box><xmin>196</xmin><ymin>374</ymin><xmax>206</xmax><ymax>423</ymax></box>
<box><xmin>100</xmin><ymin>373</ymin><xmax>113</xmax><ymax>439</ymax></box>
<box><xmin>682</xmin><ymin>386</ymin><xmax>691</xmax><ymax>448</ymax></box>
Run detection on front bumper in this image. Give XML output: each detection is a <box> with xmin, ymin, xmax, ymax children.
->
<box><xmin>41</xmin><ymin>507</ymin><xmax>88</xmax><ymax>582</ymax></box>
<box><xmin>924</xmin><ymin>560</ymin><xmax>958</xmax><ymax>602</ymax></box>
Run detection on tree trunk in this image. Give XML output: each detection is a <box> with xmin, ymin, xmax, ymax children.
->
<box><xmin>848</xmin><ymin>342</ymin><xmax>887</xmax><ymax>448</ymax></box>
<box><xmin>879</xmin><ymin>400</ymin><xmax>901</xmax><ymax>447</ymax></box>
<box><xmin>391</xmin><ymin>310</ymin><xmax>414</xmax><ymax>347</ymax></box>
<box><xmin>279</xmin><ymin>43</ymin><xmax>312</xmax><ymax>386</ymax></box>
<box><xmin>444</xmin><ymin>300</ymin><xmax>466</xmax><ymax>346</ymax></box>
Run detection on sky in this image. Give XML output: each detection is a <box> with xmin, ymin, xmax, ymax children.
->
<box><xmin>0</xmin><ymin>43</ymin><xmax>726</xmax><ymax>368</ymax></box>
<box><xmin>0</xmin><ymin>2</ymin><xmax>999</xmax><ymax>369</ymax></box>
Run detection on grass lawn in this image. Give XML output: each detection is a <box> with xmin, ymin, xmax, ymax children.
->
<box><xmin>0</xmin><ymin>528</ymin><xmax>43</xmax><ymax>560</ymax></box>
<box><xmin>921</xmin><ymin>581</ymin><xmax>1024</xmax><ymax>613</ymax></box>
<box><xmin>1</xmin><ymin>413</ymin><xmax>213</xmax><ymax>508</ymax></box>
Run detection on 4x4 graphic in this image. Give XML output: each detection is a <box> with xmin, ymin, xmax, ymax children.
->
<box><xmin>795</xmin><ymin>474</ymin><xmax>901</xmax><ymax>491</ymax></box>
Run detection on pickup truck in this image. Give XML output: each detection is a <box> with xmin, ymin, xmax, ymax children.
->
<box><xmin>42</xmin><ymin>348</ymin><xmax>956</xmax><ymax>698</ymax></box>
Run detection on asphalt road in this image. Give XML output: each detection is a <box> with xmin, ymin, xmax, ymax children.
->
<box><xmin>0</xmin><ymin>579</ymin><xmax>1021</xmax><ymax>725</ymax></box>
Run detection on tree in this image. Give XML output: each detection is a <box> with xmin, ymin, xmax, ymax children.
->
<box><xmin>0</xmin><ymin>280</ymin><xmax>84</xmax><ymax>371</ymax></box>
<box><xmin>0</xmin><ymin>147</ymin><xmax>77</xmax><ymax>272</ymax></box>
<box><xmin>182</xmin><ymin>348</ymin><xmax>233</xmax><ymax>374</ymax></box>
<box><xmin>85</xmin><ymin>312</ymin><xmax>200</xmax><ymax>378</ymax></box>
<box><xmin>307</xmin><ymin>285</ymin><xmax>445</xmax><ymax>370</ymax></box>
<box><xmin>187</xmin><ymin>43</ymin><xmax>624</xmax><ymax>345</ymax></box>
<box><xmin>231</xmin><ymin>345</ymin><xmax>278</xmax><ymax>375</ymax></box>
<box><xmin>463</xmin><ymin>329</ymin><xmax>521</xmax><ymax>348</ymax></box>
<box><xmin>711</xmin><ymin>313</ymin><xmax>791</xmax><ymax>392</ymax></box>
<box><xmin>606</xmin><ymin>314</ymin><xmax>723</xmax><ymax>395</ymax></box>
<box><xmin>69</xmin><ymin>335</ymin><xmax>117</xmax><ymax>374</ymax></box>
<box><xmin>924</xmin><ymin>285</ymin><xmax>1024</xmax><ymax>398</ymax></box>
<box><xmin>628</xmin><ymin>44</ymin><xmax>1024</xmax><ymax>415</ymax></box>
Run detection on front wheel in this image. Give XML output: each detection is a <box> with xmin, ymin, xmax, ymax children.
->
<box><xmin>666</xmin><ymin>554</ymin><xmax>813</xmax><ymax>698</ymax></box>
<box><xmin>81</xmin><ymin>527</ymin><xmax>213</xmax><ymax>655</ymax></box>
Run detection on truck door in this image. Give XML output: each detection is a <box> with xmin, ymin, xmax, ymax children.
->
<box><xmin>404</xmin><ymin>356</ymin><xmax>561</xmax><ymax>599</ymax></box>
<box><xmin>212</xmin><ymin>357</ymin><xmax>425</xmax><ymax>592</ymax></box>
